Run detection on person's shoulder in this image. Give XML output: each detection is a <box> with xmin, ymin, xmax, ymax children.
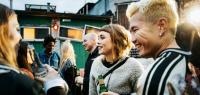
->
<box><xmin>127</xmin><ymin>57</ymin><xmax>141</xmax><ymax>64</ymax></box>
<box><xmin>126</xmin><ymin>57</ymin><xmax>144</xmax><ymax>69</ymax></box>
<box><xmin>65</xmin><ymin>59</ymin><xmax>76</xmax><ymax>67</ymax></box>
<box><xmin>0</xmin><ymin>64</ymin><xmax>43</xmax><ymax>95</ymax></box>
<box><xmin>52</xmin><ymin>51</ymin><xmax>59</xmax><ymax>54</ymax></box>
<box><xmin>91</xmin><ymin>47</ymin><xmax>99</xmax><ymax>57</ymax></box>
<box><xmin>159</xmin><ymin>48</ymin><xmax>191</xmax><ymax>58</ymax></box>
<box><xmin>2</xmin><ymin>70</ymin><xmax>35</xmax><ymax>87</ymax></box>
<box><xmin>52</xmin><ymin>51</ymin><xmax>60</xmax><ymax>57</ymax></box>
<box><xmin>90</xmin><ymin>56</ymin><xmax>104</xmax><ymax>69</ymax></box>
<box><xmin>3</xmin><ymin>69</ymin><xmax>34</xmax><ymax>85</ymax></box>
<box><xmin>93</xmin><ymin>56</ymin><xmax>103</xmax><ymax>64</ymax></box>
<box><xmin>0</xmin><ymin>71</ymin><xmax>35</xmax><ymax>95</ymax></box>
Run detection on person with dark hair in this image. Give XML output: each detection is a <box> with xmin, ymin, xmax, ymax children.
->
<box><xmin>0</xmin><ymin>3</ymin><xmax>68</xmax><ymax>95</ymax></box>
<box><xmin>176</xmin><ymin>23</ymin><xmax>200</xmax><ymax>70</ymax></box>
<box><xmin>17</xmin><ymin>41</ymin><xmax>34</xmax><ymax>79</ymax></box>
<box><xmin>47</xmin><ymin>86</ymin><xmax>67</xmax><ymax>95</ymax></box>
<box><xmin>39</xmin><ymin>34</ymin><xmax>60</xmax><ymax>70</ymax></box>
<box><xmin>176</xmin><ymin>22</ymin><xmax>200</xmax><ymax>95</ymax></box>
<box><xmin>17</xmin><ymin>41</ymin><xmax>48</xmax><ymax>79</ymax></box>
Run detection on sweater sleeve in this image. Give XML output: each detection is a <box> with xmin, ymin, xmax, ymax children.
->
<box><xmin>89</xmin><ymin>59</ymin><xmax>98</xmax><ymax>95</ymax></box>
<box><xmin>129</xmin><ymin>59</ymin><xmax>144</xmax><ymax>92</ymax></box>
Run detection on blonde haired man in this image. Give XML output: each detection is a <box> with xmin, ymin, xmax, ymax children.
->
<box><xmin>126</xmin><ymin>0</ymin><xmax>191</xmax><ymax>95</ymax></box>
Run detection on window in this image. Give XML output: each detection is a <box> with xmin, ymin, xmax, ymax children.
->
<box><xmin>20</xmin><ymin>27</ymin><xmax>50</xmax><ymax>40</ymax></box>
<box><xmin>83</xmin><ymin>25</ymin><xmax>100</xmax><ymax>35</ymax></box>
<box><xmin>117</xmin><ymin>4</ymin><xmax>129</xmax><ymax>29</ymax></box>
<box><xmin>23</xmin><ymin>28</ymin><xmax>35</xmax><ymax>40</ymax></box>
<box><xmin>60</xmin><ymin>26</ymin><xmax>83</xmax><ymax>40</ymax></box>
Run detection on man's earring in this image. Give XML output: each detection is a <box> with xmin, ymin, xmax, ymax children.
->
<box><xmin>159</xmin><ymin>32</ymin><xmax>163</xmax><ymax>37</ymax></box>
<box><xmin>159</xmin><ymin>27</ymin><xmax>164</xmax><ymax>37</ymax></box>
<box><xmin>160</xmin><ymin>32</ymin><xmax>163</xmax><ymax>36</ymax></box>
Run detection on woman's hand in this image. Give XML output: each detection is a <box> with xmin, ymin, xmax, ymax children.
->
<box><xmin>35</xmin><ymin>64</ymin><xmax>59</xmax><ymax>82</ymax></box>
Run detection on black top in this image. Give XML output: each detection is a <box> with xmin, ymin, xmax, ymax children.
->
<box><xmin>60</xmin><ymin>59</ymin><xmax>77</xmax><ymax>95</ymax></box>
<box><xmin>0</xmin><ymin>64</ymin><xmax>44</xmax><ymax>95</ymax></box>
<box><xmin>102</xmin><ymin>59</ymin><xmax>119</xmax><ymax>68</ymax></box>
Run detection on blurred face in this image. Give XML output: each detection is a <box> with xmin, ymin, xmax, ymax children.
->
<box><xmin>129</xmin><ymin>12</ymin><xmax>161</xmax><ymax>58</ymax></box>
<box><xmin>8</xmin><ymin>15</ymin><xmax>21</xmax><ymax>49</ymax></box>
<box><xmin>97</xmin><ymin>31</ymin><xmax>113</xmax><ymax>56</ymax></box>
<box><xmin>82</xmin><ymin>36</ymin><xmax>95</xmax><ymax>52</ymax></box>
<box><xmin>45</xmin><ymin>42</ymin><xmax>55</xmax><ymax>53</ymax></box>
<box><xmin>188</xmin><ymin>62</ymin><xmax>200</xmax><ymax>77</ymax></box>
<box><xmin>27</xmin><ymin>48</ymin><xmax>34</xmax><ymax>64</ymax></box>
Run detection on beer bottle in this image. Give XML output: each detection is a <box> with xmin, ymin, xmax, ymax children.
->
<box><xmin>98</xmin><ymin>75</ymin><xmax>108</xmax><ymax>94</ymax></box>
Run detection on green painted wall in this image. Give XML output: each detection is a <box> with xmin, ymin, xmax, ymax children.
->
<box><xmin>18</xmin><ymin>16</ymin><xmax>52</xmax><ymax>26</ymax></box>
<box><xmin>29</xmin><ymin>41</ymin><xmax>44</xmax><ymax>52</ymax></box>
<box><xmin>71</xmin><ymin>41</ymin><xmax>89</xmax><ymax>69</ymax></box>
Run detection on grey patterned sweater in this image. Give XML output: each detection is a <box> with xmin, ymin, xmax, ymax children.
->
<box><xmin>89</xmin><ymin>56</ymin><xmax>144</xmax><ymax>95</ymax></box>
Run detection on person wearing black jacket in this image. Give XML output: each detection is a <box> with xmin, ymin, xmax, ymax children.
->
<box><xmin>82</xmin><ymin>32</ymin><xmax>99</xmax><ymax>95</ymax></box>
<box><xmin>59</xmin><ymin>40</ymin><xmax>77</xmax><ymax>95</ymax></box>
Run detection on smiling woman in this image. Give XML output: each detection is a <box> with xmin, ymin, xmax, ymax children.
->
<box><xmin>89</xmin><ymin>24</ymin><xmax>144</xmax><ymax>95</ymax></box>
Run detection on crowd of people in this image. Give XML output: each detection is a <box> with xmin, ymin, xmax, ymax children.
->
<box><xmin>0</xmin><ymin>0</ymin><xmax>200</xmax><ymax>95</ymax></box>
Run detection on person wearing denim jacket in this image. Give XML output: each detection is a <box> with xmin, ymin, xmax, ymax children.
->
<box><xmin>39</xmin><ymin>35</ymin><xmax>60</xmax><ymax>70</ymax></box>
<box><xmin>39</xmin><ymin>50</ymin><xmax>60</xmax><ymax>70</ymax></box>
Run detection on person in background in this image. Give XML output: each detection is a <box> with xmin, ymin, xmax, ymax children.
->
<box><xmin>17</xmin><ymin>41</ymin><xmax>35</xmax><ymax>80</ymax></box>
<box><xmin>82</xmin><ymin>32</ymin><xmax>99</xmax><ymax>95</ymax></box>
<box><xmin>126</xmin><ymin>0</ymin><xmax>191</xmax><ymax>95</ymax></box>
<box><xmin>176</xmin><ymin>23</ymin><xmax>200</xmax><ymax>79</ymax></box>
<box><xmin>0</xmin><ymin>3</ymin><xmax>68</xmax><ymax>95</ymax></box>
<box><xmin>129</xmin><ymin>44</ymin><xmax>140</xmax><ymax>58</ymax></box>
<box><xmin>175</xmin><ymin>22</ymin><xmax>200</xmax><ymax>95</ymax></box>
<box><xmin>59</xmin><ymin>40</ymin><xmax>77</xmax><ymax>95</ymax></box>
<box><xmin>89</xmin><ymin>24</ymin><xmax>144</xmax><ymax>95</ymax></box>
<box><xmin>39</xmin><ymin>35</ymin><xmax>60</xmax><ymax>70</ymax></box>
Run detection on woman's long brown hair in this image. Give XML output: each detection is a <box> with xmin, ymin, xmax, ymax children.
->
<box><xmin>0</xmin><ymin>4</ymin><xmax>18</xmax><ymax>69</ymax></box>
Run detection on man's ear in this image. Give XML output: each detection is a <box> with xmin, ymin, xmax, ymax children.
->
<box><xmin>157</xmin><ymin>17</ymin><xmax>168</xmax><ymax>37</ymax></box>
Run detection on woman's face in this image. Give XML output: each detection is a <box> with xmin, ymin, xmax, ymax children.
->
<box><xmin>8</xmin><ymin>15</ymin><xmax>21</xmax><ymax>49</ymax></box>
<box><xmin>97</xmin><ymin>31</ymin><xmax>113</xmax><ymax>56</ymax></box>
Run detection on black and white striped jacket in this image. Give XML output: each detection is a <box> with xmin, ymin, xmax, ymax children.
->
<box><xmin>137</xmin><ymin>48</ymin><xmax>191</xmax><ymax>95</ymax></box>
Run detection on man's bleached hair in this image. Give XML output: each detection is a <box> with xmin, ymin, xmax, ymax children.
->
<box><xmin>126</xmin><ymin>0</ymin><xmax>179</xmax><ymax>35</ymax></box>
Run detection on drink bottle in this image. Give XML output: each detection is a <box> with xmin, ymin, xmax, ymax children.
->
<box><xmin>98</xmin><ymin>75</ymin><xmax>108</xmax><ymax>94</ymax></box>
